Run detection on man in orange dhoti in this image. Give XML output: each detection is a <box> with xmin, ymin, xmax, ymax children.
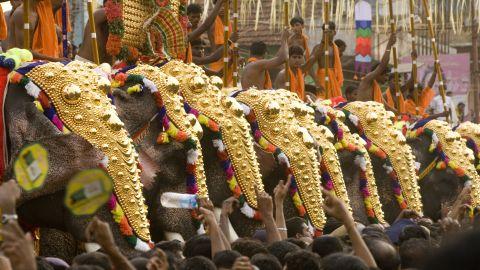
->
<box><xmin>207</xmin><ymin>0</ymin><xmax>232</xmax><ymax>75</ymax></box>
<box><xmin>241</xmin><ymin>29</ymin><xmax>289</xmax><ymax>90</ymax></box>
<box><xmin>357</xmin><ymin>32</ymin><xmax>396</xmax><ymax>103</ymax></box>
<box><xmin>288</xmin><ymin>17</ymin><xmax>310</xmax><ymax>60</ymax></box>
<box><xmin>315</xmin><ymin>22</ymin><xmax>344</xmax><ymax>99</ymax></box>
<box><xmin>404</xmin><ymin>66</ymin><xmax>437</xmax><ymax>117</ymax></box>
<box><xmin>274</xmin><ymin>46</ymin><xmax>317</xmax><ymax>101</ymax></box>
<box><xmin>10</xmin><ymin>0</ymin><xmax>65</xmax><ymax>61</ymax></box>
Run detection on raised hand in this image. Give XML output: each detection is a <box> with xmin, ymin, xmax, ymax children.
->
<box><xmin>273</xmin><ymin>178</ymin><xmax>291</xmax><ymax>204</ymax></box>
<box><xmin>221</xmin><ymin>197</ymin><xmax>239</xmax><ymax>216</ymax></box>
<box><xmin>255</xmin><ymin>186</ymin><xmax>274</xmax><ymax>218</ymax></box>
<box><xmin>0</xmin><ymin>180</ymin><xmax>21</xmax><ymax>214</ymax></box>
<box><xmin>321</xmin><ymin>188</ymin><xmax>352</xmax><ymax>224</ymax></box>
<box><xmin>85</xmin><ymin>217</ymin><xmax>116</xmax><ymax>252</ymax></box>
<box><xmin>199</xmin><ymin>207</ymin><xmax>218</xmax><ymax>231</ymax></box>
<box><xmin>231</xmin><ymin>256</ymin><xmax>254</xmax><ymax>270</ymax></box>
<box><xmin>387</xmin><ymin>32</ymin><xmax>397</xmax><ymax>47</ymax></box>
<box><xmin>0</xmin><ymin>221</ymin><xmax>36</xmax><ymax>270</ymax></box>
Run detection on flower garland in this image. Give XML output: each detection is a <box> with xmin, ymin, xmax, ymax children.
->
<box><xmin>465</xmin><ymin>138</ymin><xmax>480</xmax><ymax>172</ymax></box>
<box><xmin>118</xmin><ymin>72</ymin><xmax>204</xmax><ymax>231</ymax></box>
<box><xmin>239</xmin><ymin>103</ymin><xmax>326</xmax><ymax>235</ymax></box>
<box><xmin>10</xmin><ymin>63</ymin><xmax>152</xmax><ymax>250</ymax></box>
<box><xmin>342</xmin><ymin>109</ymin><xmax>408</xmax><ymax>210</ymax></box>
<box><xmin>104</xmin><ymin>0</ymin><xmax>140</xmax><ymax>63</ymax></box>
<box><xmin>407</xmin><ymin>123</ymin><xmax>469</xmax><ymax>181</ymax></box>
<box><xmin>313</xmin><ymin>105</ymin><xmax>380</xmax><ymax>223</ymax></box>
<box><xmin>184</xmin><ymin>103</ymin><xmax>262</xmax><ymax>220</ymax></box>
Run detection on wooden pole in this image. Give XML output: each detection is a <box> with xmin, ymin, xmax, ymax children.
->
<box><xmin>323</xmin><ymin>0</ymin><xmax>330</xmax><ymax>98</ymax></box>
<box><xmin>23</xmin><ymin>0</ymin><xmax>30</xmax><ymax>49</ymax></box>
<box><xmin>422</xmin><ymin>0</ymin><xmax>449</xmax><ymax>123</ymax></box>
<box><xmin>388</xmin><ymin>0</ymin><xmax>401</xmax><ymax>111</ymax></box>
<box><xmin>87</xmin><ymin>0</ymin><xmax>100</xmax><ymax>65</ymax></box>
<box><xmin>471</xmin><ymin>0</ymin><xmax>479</xmax><ymax>123</ymax></box>
<box><xmin>284</xmin><ymin>1</ymin><xmax>290</xmax><ymax>90</ymax></box>
<box><xmin>409</xmin><ymin>0</ymin><xmax>419</xmax><ymax>115</ymax></box>
<box><xmin>232</xmin><ymin>0</ymin><xmax>239</xmax><ymax>87</ymax></box>
<box><xmin>222</xmin><ymin>0</ymin><xmax>230</xmax><ymax>88</ymax></box>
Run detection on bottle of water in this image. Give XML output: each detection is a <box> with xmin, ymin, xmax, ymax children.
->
<box><xmin>160</xmin><ymin>192</ymin><xmax>198</xmax><ymax>209</ymax></box>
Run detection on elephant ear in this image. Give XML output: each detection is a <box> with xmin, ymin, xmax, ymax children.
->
<box><xmin>343</xmin><ymin>101</ymin><xmax>423</xmax><ymax>215</ymax></box>
<box><xmin>236</xmin><ymin>89</ymin><xmax>326</xmax><ymax>232</ymax></box>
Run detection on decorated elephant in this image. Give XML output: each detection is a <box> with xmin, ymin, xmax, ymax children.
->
<box><xmin>3</xmin><ymin>59</ymin><xmax>152</xmax><ymax>260</ymax></box>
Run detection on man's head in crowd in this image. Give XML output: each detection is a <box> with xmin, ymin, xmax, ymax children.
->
<box><xmin>183</xmin><ymin>235</ymin><xmax>212</xmax><ymax>259</ymax></box>
<box><xmin>286</xmin><ymin>217</ymin><xmax>313</xmax><ymax>244</ymax></box>
<box><xmin>290</xmin><ymin>17</ymin><xmax>305</xmax><ymax>35</ymax></box>
<box><xmin>322</xmin><ymin>21</ymin><xmax>337</xmax><ymax>42</ymax></box>
<box><xmin>71</xmin><ymin>252</ymin><xmax>112</xmax><ymax>270</ymax></box>
<box><xmin>322</xmin><ymin>253</ymin><xmax>369</xmax><ymax>270</ymax></box>
<box><xmin>311</xmin><ymin>235</ymin><xmax>343</xmax><ymax>258</ymax></box>
<box><xmin>267</xmin><ymin>240</ymin><xmax>301</xmax><ymax>266</ymax></box>
<box><xmin>213</xmin><ymin>250</ymin><xmax>241</xmax><ymax>270</ymax></box>
<box><xmin>364</xmin><ymin>238</ymin><xmax>401</xmax><ymax>270</ymax></box>
<box><xmin>251</xmin><ymin>253</ymin><xmax>282</xmax><ymax>270</ymax></box>
<box><xmin>250</xmin><ymin>41</ymin><xmax>268</xmax><ymax>58</ymax></box>
<box><xmin>231</xmin><ymin>238</ymin><xmax>268</xmax><ymax>258</ymax></box>
<box><xmin>400</xmin><ymin>238</ymin><xmax>432</xmax><ymax>269</ymax></box>
<box><xmin>191</xmin><ymin>39</ymin><xmax>206</xmax><ymax>58</ymax></box>
<box><xmin>284</xmin><ymin>250</ymin><xmax>322</xmax><ymax>270</ymax></box>
<box><xmin>345</xmin><ymin>85</ymin><xmax>358</xmax><ymax>102</ymax></box>
<box><xmin>289</xmin><ymin>46</ymin><xmax>305</xmax><ymax>69</ymax></box>
<box><xmin>187</xmin><ymin>4</ymin><xmax>203</xmax><ymax>29</ymax></box>
<box><xmin>334</xmin><ymin>39</ymin><xmax>347</xmax><ymax>57</ymax></box>
<box><xmin>179</xmin><ymin>256</ymin><xmax>216</xmax><ymax>270</ymax></box>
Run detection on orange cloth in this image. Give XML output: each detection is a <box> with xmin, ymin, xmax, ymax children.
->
<box><xmin>289</xmin><ymin>67</ymin><xmax>305</xmax><ymax>100</ymax></box>
<box><xmin>248</xmin><ymin>57</ymin><xmax>272</xmax><ymax>89</ymax></box>
<box><xmin>316</xmin><ymin>43</ymin><xmax>344</xmax><ymax>98</ymax></box>
<box><xmin>302</xmin><ymin>34</ymin><xmax>310</xmax><ymax>59</ymax></box>
<box><xmin>371</xmin><ymin>80</ymin><xmax>383</xmax><ymax>103</ymax></box>
<box><xmin>385</xmin><ymin>87</ymin><xmax>406</xmax><ymax>114</ymax></box>
<box><xmin>185</xmin><ymin>43</ymin><xmax>193</xmax><ymax>63</ymax></box>
<box><xmin>404</xmin><ymin>86</ymin><xmax>435</xmax><ymax>116</ymax></box>
<box><xmin>32</xmin><ymin>0</ymin><xmax>60</xmax><ymax>58</ymax></box>
<box><xmin>210</xmin><ymin>16</ymin><xmax>232</xmax><ymax>72</ymax></box>
<box><xmin>0</xmin><ymin>5</ymin><xmax>7</xmax><ymax>40</ymax></box>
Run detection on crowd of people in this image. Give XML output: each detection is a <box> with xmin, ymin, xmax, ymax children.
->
<box><xmin>1</xmin><ymin>178</ymin><xmax>480</xmax><ymax>270</ymax></box>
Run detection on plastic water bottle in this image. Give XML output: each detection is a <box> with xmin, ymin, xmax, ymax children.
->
<box><xmin>160</xmin><ymin>192</ymin><xmax>198</xmax><ymax>209</ymax></box>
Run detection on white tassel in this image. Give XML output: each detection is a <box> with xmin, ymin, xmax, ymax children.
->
<box><xmin>382</xmin><ymin>164</ymin><xmax>393</xmax><ymax>174</ymax></box>
<box><xmin>277</xmin><ymin>152</ymin><xmax>290</xmax><ymax>167</ymax></box>
<box><xmin>349</xmin><ymin>114</ymin><xmax>359</xmax><ymax>127</ymax></box>
<box><xmin>25</xmin><ymin>81</ymin><xmax>41</xmax><ymax>98</ymax></box>
<box><xmin>431</xmin><ymin>133</ymin><xmax>439</xmax><ymax>146</ymax></box>
<box><xmin>240</xmin><ymin>103</ymin><xmax>251</xmax><ymax>115</ymax></box>
<box><xmin>142</xmin><ymin>78</ymin><xmax>157</xmax><ymax>93</ymax></box>
<box><xmin>100</xmin><ymin>155</ymin><xmax>109</xmax><ymax>167</ymax></box>
<box><xmin>354</xmin><ymin>155</ymin><xmax>367</xmax><ymax>171</ymax></box>
<box><xmin>415</xmin><ymin>162</ymin><xmax>421</xmax><ymax>171</ymax></box>
<box><xmin>197</xmin><ymin>224</ymin><xmax>206</xmax><ymax>235</ymax></box>
<box><xmin>134</xmin><ymin>239</ymin><xmax>151</xmax><ymax>252</ymax></box>
<box><xmin>187</xmin><ymin>149</ymin><xmax>199</xmax><ymax>165</ymax></box>
<box><xmin>240</xmin><ymin>202</ymin><xmax>255</xmax><ymax>218</ymax></box>
<box><xmin>212</xmin><ymin>139</ymin><xmax>225</xmax><ymax>152</ymax></box>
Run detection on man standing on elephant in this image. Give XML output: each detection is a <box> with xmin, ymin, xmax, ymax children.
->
<box><xmin>9</xmin><ymin>0</ymin><xmax>66</xmax><ymax>62</ymax></box>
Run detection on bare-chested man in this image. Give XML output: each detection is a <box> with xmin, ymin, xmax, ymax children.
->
<box><xmin>9</xmin><ymin>0</ymin><xmax>66</xmax><ymax>61</ymax></box>
<box><xmin>356</xmin><ymin>32</ymin><xmax>396</xmax><ymax>102</ymax></box>
<box><xmin>241</xmin><ymin>29</ymin><xmax>289</xmax><ymax>90</ymax></box>
<box><xmin>288</xmin><ymin>16</ymin><xmax>310</xmax><ymax>59</ymax></box>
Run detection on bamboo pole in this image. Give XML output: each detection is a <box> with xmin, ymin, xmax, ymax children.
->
<box><xmin>232</xmin><ymin>0</ymin><xmax>238</xmax><ymax>87</ymax></box>
<box><xmin>23</xmin><ymin>0</ymin><xmax>30</xmax><ymax>49</ymax></box>
<box><xmin>422</xmin><ymin>0</ymin><xmax>449</xmax><ymax>123</ymax></box>
<box><xmin>323</xmin><ymin>0</ymin><xmax>330</xmax><ymax>98</ymax></box>
<box><xmin>388</xmin><ymin>0</ymin><xmax>401</xmax><ymax>111</ymax></box>
<box><xmin>222</xmin><ymin>0</ymin><xmax>230</xmax><ymax>88</ymax></box>
<box><xmin>284</xmin><ymin>1</ymin><xmax>290</xmax><ymax>90</ymax></box>
<box><xmin>471</xmin><ymin>0</ymin><xmax>479</xmax><ymax>123</ymax></box>
<box><xmin>87</xmin><ymin>0</ymin><xmax>100</xmax><ymax>65</ymax></box>
<box><xmin>409</xmin><ymin>0</ymin><xmax>419</xmax><ymax>115</ymax></box>
<box><xmin>61</xmin><ymin>0</ymin><xmax>68</xmax><ymax>58</ymax></box>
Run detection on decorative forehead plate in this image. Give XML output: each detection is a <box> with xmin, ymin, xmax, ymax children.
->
<box><xmin>344</xmin><ymin>101</ymin><xmax>422</xmax><ymax>214</ymax></box>
<box><xmin>424</xmin><ymin>120</ymin><xmax>480</xmax><ymax>207</ymax></box>
<box><xmin>456</xmin><ymin>121</ymin><xmax>480</xmax><ymax>149</ymax></box>
<box><xmin>26</xmin><ymin>63</ymin><xmax>150</xmax><ymax>241</ymax></box>
<box><xmin>160</xmin><ymin>60</ymin><xmax>263</xmax><ymax>208</ymax></box>
<box><xmin>323</xmin><ymin>106</ymin><xmax>385</xmax><ymax>223</ymax></box>
<box><xmin>236</xmin><ymin>89</ymin><xmax>326</xmax><ymax>229</ymax></box>
<box><xmin>126</xmin><ymin>64</ymin><xmax>208</xmax><ymax>198</ymax></box>
<box><xmin>273</xmin><ymin>90</ymin><xmax>351</xmax><ymax>210</ymax></box>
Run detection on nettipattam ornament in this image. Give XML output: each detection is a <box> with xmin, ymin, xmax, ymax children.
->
<box><xmin>455</xmin><ymin>121</ymin><xmax>480</xmax><ymax>173</ymax></box>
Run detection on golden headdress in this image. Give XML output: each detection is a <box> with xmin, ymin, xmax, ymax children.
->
<box><xmin>343</xmin><ymin>101</ymin><xmax>423</xmax><ymax>215</ymax></box>
<box><xmin>160</xmin><ymin>60</ymin><xmax>263</xmax><ymax>209</ymax></box>
<box><xmin>236</xmin><ymin>89</ymin><xmax>326</xmax><ymax>229</ymax></box>
<box><xmin>25</xmin><ymin>62</ymin><xmax>150</xmax><ymax>241</ymax></box>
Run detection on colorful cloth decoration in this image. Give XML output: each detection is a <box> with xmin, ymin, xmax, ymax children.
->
<box><xmin>354</xmin><ymin>0</ymin><xmax>372</xmax><ymax>80</ymax></box>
